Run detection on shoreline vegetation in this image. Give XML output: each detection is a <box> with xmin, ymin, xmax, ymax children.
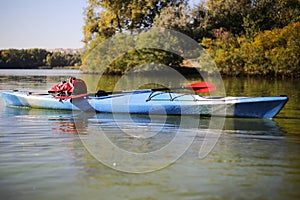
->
<box><xmin>0</xmin><ymin>48</ymin><xmax>82</xmax><ymax>70</ymax></box>
<box><xmin>1</xmin><ymin>0</ymin><xmax>299</xmax><ymax>78</ymax></box>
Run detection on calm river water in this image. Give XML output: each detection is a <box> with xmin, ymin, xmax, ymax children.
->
<box><xmin>0</xmin><ymin>69</ymin><xmax>299</xmax><ymax>200</ymax></box>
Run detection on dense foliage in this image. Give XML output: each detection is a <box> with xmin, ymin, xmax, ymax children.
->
<box><xmin>82</xmin><ymin>0</ymin><xmax>189</xmax><ymax>74</ymax></box>
<box><xmin>0</xmin><ymin>49</ymin><xmax>81</xmax><ymax>69</ymax></box>
<box><xmin>202</xmin><ymin>22</ymin><xmax>300</xmax><ymax>77</ymax></box>
<box><xmin>81</xmin><ymin>0</ymin><xmax>300</xmax><ymax>77</ymax></box>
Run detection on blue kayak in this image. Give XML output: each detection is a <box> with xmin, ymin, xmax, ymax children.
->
<box><xmin>89</xmin><ymin>90</ymin><xmax>288</xmax><ymax>118</ymax></box>
<box><xmin>1</xmin><ymin>90</ymin><xmax>288</xmax><ymax>118</ymax></box>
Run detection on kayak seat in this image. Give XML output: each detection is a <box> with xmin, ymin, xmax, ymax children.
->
<box><xmin>95</xmin><ymin>90</ymin><xmax>108</xmax><ymax>97</ymax></box>
<box><xmin>73</xmin><ymin>79</ymin><xmax>88</xmax><ymax>95</ymax></box>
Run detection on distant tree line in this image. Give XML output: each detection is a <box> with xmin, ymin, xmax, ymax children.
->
<box><xmin>0</xmin><ymin>48</ymin><xmax>82</xmax><ymax>69</ymax></box>
<box><xmin>81</xmin><ymin>0</ymin><xmax>300</xmax><ymax>77</ymax></box>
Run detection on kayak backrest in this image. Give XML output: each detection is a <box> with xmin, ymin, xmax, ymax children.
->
<box><xmin>73</xmin><ymin>79</ymin><xmax>87</xmax><ymax>95</ymax></box>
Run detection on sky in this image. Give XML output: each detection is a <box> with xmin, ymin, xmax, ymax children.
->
<box><xmin>0</xmin><ymin>0</ymin><xmax>200</xmax><ymax>50</ymax></box>
<box><xmin>0</xmin><ymin>0</ymin><xmax>86</xmax><ymax>49</ymax></box>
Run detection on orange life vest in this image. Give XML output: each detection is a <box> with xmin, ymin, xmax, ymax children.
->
<box><xmin>49</xmin><ymin>81</ymin><xmax>74</xmax><ymax>94</ymax></box>
<box><xmin>60</xmin><ymin>82</ymin><xmax>74</xmax><ymax>93</ymax></box>
<box><xmin>49</xmin><ymin>78</ymin><xmax>87</xmax><ymax>95</ymax></box>
<box><xmin>49</xmin><ymin>82</ymin><xmax>65</xmax><ymax>93</ymax></box>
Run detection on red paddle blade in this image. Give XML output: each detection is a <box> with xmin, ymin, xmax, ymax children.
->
<box><xmin>184</xmin><ymin>82</ymin><xmax>216</xmax><ymax>93</ymax></box>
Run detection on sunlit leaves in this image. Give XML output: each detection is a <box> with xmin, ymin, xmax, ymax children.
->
<box><xmin>203</xmin><ymin>22</ymin><xmax>300</xmax><ymax>77</ymax></box>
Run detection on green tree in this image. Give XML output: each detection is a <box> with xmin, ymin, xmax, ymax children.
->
<box><xmin>189</xmin><ymin>1</ymin><xmax>213</xmax><ymax>42</ymax></box>
<box><xmin>45</xmin><ymin>52</ymin><xmax>82</xmax><ymax>67</ymax></box>
<box><xmin>83</xmin><ymin>0</ymin><xmax>188</xmax><ymax>46</ymax></box>
<box><xmin>243</xmin><ymin>0</ymin><xmax>300</xmax><ymax>38</ymax></box>
<box><xmin>153</xmin><ymin>3</ymin><xmax>190</xmax><ymax>34</ymax></box>
<box><xmin>82</xmin><ymin>0</ymin><xmax>188</xmax><ymax>74</ymax></box>
<box><xmin>0</xmin><ymin>49</ymin><xmax>48</xmax><ymax>69</ymax></box>
<box><xmin>82</xmin><ymin>29</ymin><xmax>185</xmax><ymax>74</ymax></box>
<box><xmin>205</xmin><ymin>0</ymin><xmax>252</xmax><ymax>35</ymax></box>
